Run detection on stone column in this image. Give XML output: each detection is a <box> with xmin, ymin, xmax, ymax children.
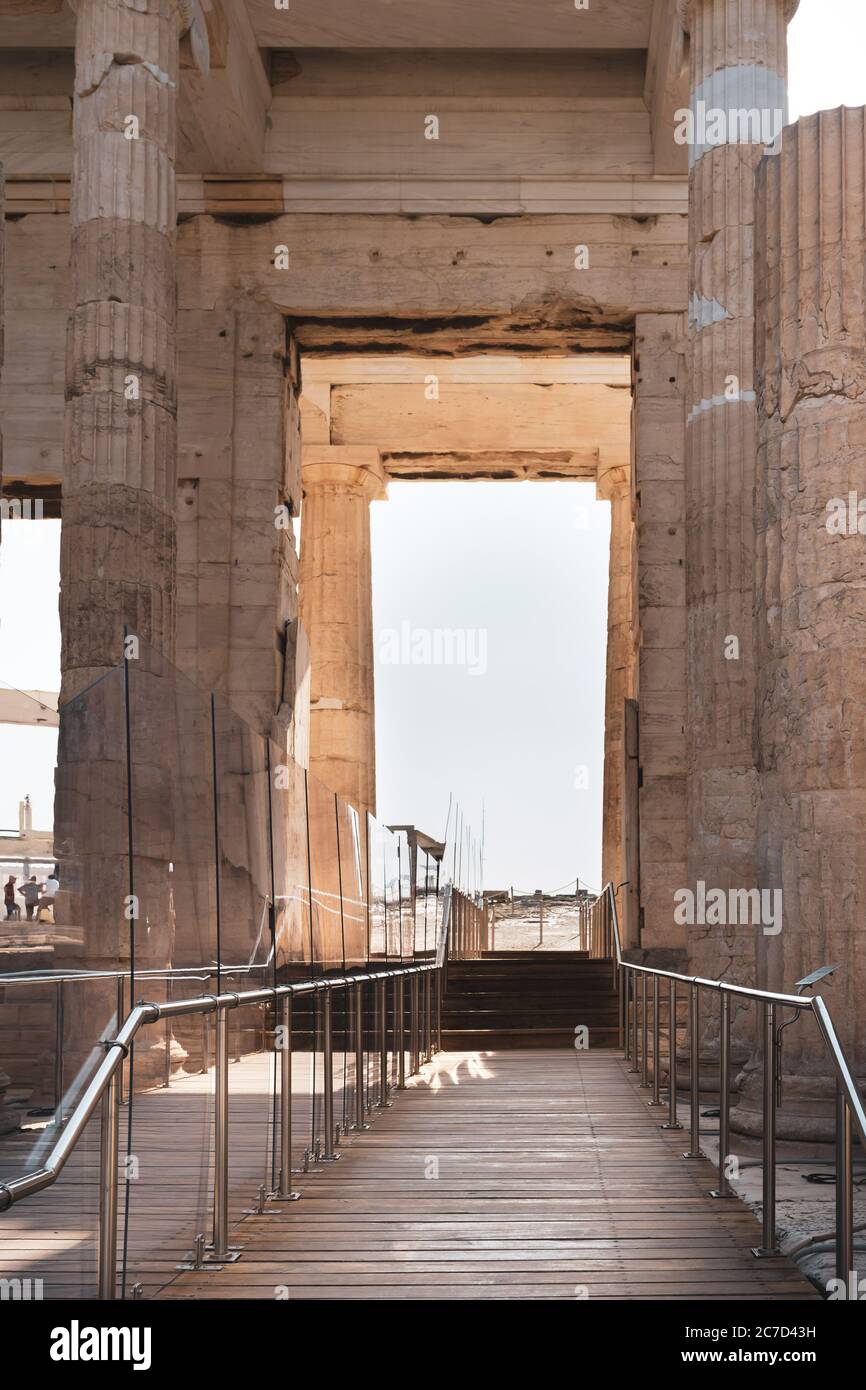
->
<box><xmin>62</xmin><ymin>0</ymin><xmax>194</xmax><ymax>694</ymax></box>
<box><xmin>598</xmin><ymin>454</ymin><xmax>637</xmax><ymax>905</ymax></box>
<box><xmin>299</xmin><ymin>446</ymin><xmax>386</xmax><ymax>816</ymax></box>
<box><xmin>732</xmin><ymin>108</ymin><xmax>866</xmax><ymax>1140</ymax></box>
<box><xmin>679</xmin><ymin>0</ymin><xmax>798</xmax><ymax>1057</ymax></box>
<box><xmin>632</xmin><ymin>313</ymin><xmax>688</xmax><ymax>958</ymax></box>
<box><xmin>54</xmin><ymin>3</ymin><xmax>195</xmax><ymax>1075</ymax></box>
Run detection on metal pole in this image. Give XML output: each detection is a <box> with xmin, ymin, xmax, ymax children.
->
<box><xmin>424</xmin><ymin>973</ymin><xmax>432</xmax><ymax>1062</ymax></box>
<box><xmin>411</xmin><ymin>974</ymin><xmax>419</xmax><ymax>1073</ymax></box>
<box><xmin>662</xmin><ymin>977</ymin><xmax>682</xmax><ymax>1131</ymax></box>
<box><xmin>322</xmin><ymin>989</ymin><xmax>340</xmax><ymax>1156</ymax></box>
<box><xmin>97</xmin><ymin>1070</ymin><xmax>119</xmax><ymax>1300</ymax></box>
<box><xmin>628</xmin><ymin>971</ymin><xmax>639</xmax><ymax>1073</ymax></box>
<box><xmin>753</xmin><ymin>1001</ymin><xmax>778</xmax><ymax>1255</ymax></box>
<box><xmin>378</xmin><ymin>977</ymin><xmax>390</xmax><ymax>1107</ymax></box>
<box><xmin>623</xmin><ymin>971</ymin><xmax>631</xmax><ymax>1062</ymax></box>
<box><xmin>354</xmin><ymin>982</ymin><xmax>368</xmax><ymax>1124</ymax></box>
<box><xmin>640</xmin><ymin>973</ymin><xmax>649</xmax><ymax>1088</ymax></box>
<box><xmin>836</xmin><ymin>1081</ymin><xmax>854</xmax><ymax>1285</ymax></box>
<box><xmin>54</xmin><ymin>980</ymin><xmax>64</xmax><ymax>1113</ymax></box>
<box><xmin>274</xmin><ymin>995</ymin><xmax>300</xmax><ymax>1199</ymax></box>
<box><xmin>648</xmin><ymin>974</ymin><xmax>662</xmax><ymax>1106</ymax></box>
<box><xmin>396</xmin><ymin>976</ymin><xmax>406</xmax><ymax>1088</ymax></box>
<box><xmin>435</xmin><ymin>970</ymin><xmax>442</xmax><ymax>1054</ymax></box>
<box><xmin>211</xmin><ymin>1003</ymin><xmax>231</xmax><ymax>1258</ymax></box>
<box><xmin>683</xmin><ymin>983</ymin><xmax>704</xmax><ymax>1156</ymax></box>
<box><xmin>711</xmin><ymin>992</ymin><xmax>733</xmax><ymax>1197</ymax></box>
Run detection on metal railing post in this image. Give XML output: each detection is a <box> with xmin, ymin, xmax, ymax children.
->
<box><xmin>623</xmin><ymin>972</ymin><xmax>631</xmax><ymax>1062</ymax></box>
<box><xmin>377</xmin><ymin>977</ymin><xmax>390</xmax><ymax>1107</ymax></box>
<box><xmin>97</xmin><ymin>1070</ymin><xmax>119</xmax><ymax>1300</ymax></box>
<box><xmin>435</xmin><ymin>969</ymin><xmax>442</xmax><ymax>1054</ymax></box>
<box><xmin>354</xmin><ymin>982</ymin><xmax>369</xmax><ymax>1125</ymax></box>
<box><xmin>274</xmin><ymin>994</ymin><xmax>301</xmax><ymax>1200</ymax></box>
<box><xmin>424</xmin><ymin>973</ymin><xmax>432</xmax><ymax>1062</ymax></box>
<box><xmin>753</xmin><ymin>1000</ymin><xmax>779</xmax><ymax>1255</ymax></box>
<box><xmin>396</xmin><ymin>975</ymin><xmax>406</xmax><ymax>1088</ymax></box>
<box><xmin>648</xmin><ymin>974</ymin><xmax>662</xmax><ymax>1107</ymax></box>
<box><xmin>628</xmin><ymin>971</ymin><xmax>639</xmax><ymax>1073</ymax></box>
<box><xmin>711</xmin><ymin>991</ymin><xmax>733</xmax><ymax>1198</ymax></box>
<box><xmin>640</xmin><ymin>973</ymin><xmax>649</xmax><ymax>1088</ymax></box>
<box><xmin>683</xmin><ymin>983</ymin><xmax>704</xmax><ymax>1157</ymax></box>
<box><xmin>836</xmin><ymin>1081</ymin><xmax>854</xmax><ymax>1285</ymax></box>
<box><xmin>54</xmin><ymin>980</ymin><xmax>64</xmax><ymax>1113</ymax></box>
<box><xmin>661</xmin><ymin>977</ymin><xmax>682</xmax><ymax>1130</ymax></box>
<box><xmin>322</xmin><ymin>988</ymin><xmax>340</xmax><ymax>1157</ymax></box>
<box><xmin>208</xmin><ymin>1001</ymin><xmax>239</xmax><ymax>1262</ymax></box>
<box><xmin>411</xmin><ymin>974</ymin><xmax>419</xmax><ymax>1074</ymax></box>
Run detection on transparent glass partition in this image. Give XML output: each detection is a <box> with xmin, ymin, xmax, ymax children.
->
<box><xmin>269</xmin><ymin>743</ymin><xmax>309</xmax><ymax>971</ymax></box>
<box><xmin>307</xmin><ymin>775</ymin><xmax>345</xmax><ymax>974</ymax></box>
<box><xmin>384</xmin><ymin>824</ymin><xmax>402</xmax><ymax>961</ymax></box>
<box><xmin>366</xmin><ymin>814</ymin><xmax>387</xmax><ymax>961</ymax></box>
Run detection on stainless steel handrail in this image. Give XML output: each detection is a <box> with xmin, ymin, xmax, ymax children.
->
<box><xmin>0</xmin><ymin>884</ymin><xmax>453</xmax><ymax>1298</ymax></box>
<box><xmin>0</xmin><ymin>962</ymin><xmax>274</xmax><ymax>987</ymax></box>
<box><xmin>590</xmin><ymin>880</ymin><xmax>866</xmax><ymax>1287</ymax></box>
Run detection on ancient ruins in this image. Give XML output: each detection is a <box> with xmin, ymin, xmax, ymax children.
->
<box><xmin>0</xmin><ymin>0</ymin><xmax>864</xmax><ymax>1309</ymax></box>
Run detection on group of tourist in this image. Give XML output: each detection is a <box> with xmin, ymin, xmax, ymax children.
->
<box><xmin>3</xmin><ymin>870</ymin><xmax>59</xmax><ymax>922</ymax></box>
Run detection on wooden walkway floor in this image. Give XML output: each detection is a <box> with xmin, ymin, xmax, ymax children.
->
<box><xmin>157</xmin><ymin>1050</ymin><xmax>818</xmax><ymax>1302</ymax></box>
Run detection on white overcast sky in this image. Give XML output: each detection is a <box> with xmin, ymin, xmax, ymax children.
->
<box><xmin>0</xmin><ymin>0</ymin><xmax>860</xmax><ymax>880</ymax></box>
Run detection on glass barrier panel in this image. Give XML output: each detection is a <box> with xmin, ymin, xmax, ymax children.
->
<box><xmin>384</xmin><ymin>825</ymin><xmax>402</xmax><ymax>962</ymax></box>
<box><xmin>337</xmin><ymin>800</ymin><xmax>365</xmax><ymax>970</ymax></box>
<box><xmin>415</xmin><ymin>850</ymin><xmax>438</xmax><ymax>960</ymax></box>
<box><xmin>396</xmin><ymin>831</ymin><xmax>414</xmax><ymax>960</ymax></box>
<box><xmin>306</xmin><ymin>775</ymin><xmax>344</xmax><ymax>974</ymax></box>
<box><xmin>268</xmin><ymin>743</ymin><xmax>309</xmax><ymax>972</ymax></box>
<box><xmin>366</xmin><ymin>815</ymin><xmax>386</xmax><ymax>962</ymax></box>
<box><xmin>132</xmin><ymin>643</ymin><xmax>218</xmax><ymax>978</ymax></box>
<box><xmin>210</xmin><ymin>695</ymin><xmax>276</xmax><ymax>1223</ymax></box>
<box><xmin>211</xmin><ymin>694</ymin><xmax>273</xmax><ymax>989</ymax></box>
<box><xmin>120</xmin><ymin>997</ymin><xmax>215</xmax><ymax>1298</ymax></box>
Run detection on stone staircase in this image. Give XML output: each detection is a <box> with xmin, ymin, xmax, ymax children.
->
<box><xmin>442</xmin><ymin>950</ymin><xmax>619</xmax><ymax>1049</ymax></box>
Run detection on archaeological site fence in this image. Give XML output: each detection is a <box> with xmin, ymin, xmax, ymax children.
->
<box><xmin>0</xmin><ymin>638</ymin><xmax>484</xmax><ymax>1298</ymax></box>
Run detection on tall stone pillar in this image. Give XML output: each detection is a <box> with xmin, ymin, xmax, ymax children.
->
<box><xmin>299</xmin><ymin>446</ymin><xmax>387</xmax><ymax>816</ymax></box>
<box><xmin>61</xmin><ymin>0</ymin><xmax>194</xmax><ymax>695</ymax></box>
<box><xmin>632</xmin><ymin>314</ymin><xmax>688</xmax><ymax>957</ymax></box>
<box><xmin>733</xmin><ymin>109</ymin><xmax>866</xmax><ymax>1139</ymax></box>
<box><xmin>54</xmin><ymin>3</ymin><xmax>196</xmax><ymax>1055</ymax></box>
<box><xmin>679</xmin><ymin>0</ymin><xmax>798</xmax><ymax>1056</ymax></box>
<box><xmin>598</xmin><ymin>455</ymin><xmax>637</xmax><ymax>905</ymax></box>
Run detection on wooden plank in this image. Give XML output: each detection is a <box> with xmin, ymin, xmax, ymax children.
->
<box><xmin>148</xmin><ymin>1050</ymin><xmax>814</xmax><ymax>1301</ymax></box>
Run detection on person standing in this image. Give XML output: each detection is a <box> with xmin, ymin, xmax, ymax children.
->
<box><xmin>38</xmin><ymin>870</ymin><xmax>60</xmax><ymax>922</ymax></box>
<box><xmin>19</xmin><ymin>876</ymin><xmax>41</xmax><ymax>921</ymax></box>
<box><xmin>4</xmin><ymin>876</ymin><xmax>19</xmax><ymax>920</ymax></box>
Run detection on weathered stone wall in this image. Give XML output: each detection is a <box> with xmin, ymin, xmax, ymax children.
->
<box><xmin>176</xmin><ymin>305</ymin><xmax>300</xmax><ymax>739</ymax></box>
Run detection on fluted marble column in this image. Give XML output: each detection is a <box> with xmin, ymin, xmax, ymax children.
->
<box><xmin>679</xmin><ymin>0</ymin><xmax>798</xmax><ymax>1058</ymax></box>
<box><xmin>54</xmin><ymin>4</ymin><xmax>196</xmax><ymax>1071</ymax></box>
<box><xmin>733</xmin><ymin>108</ymin><xmax>866</xmax><ymax>1139</ymax></box>
<box><xmin>299</xmin><ymin>446</ymin><xmax>387</xmax><ymax>816</ymax></box>
<box><xmin>61</xmin><ymin>0</ymin><xmax>194</xmax><ymax>694</ymax></box>
<box><xmin>598</xmin><ymin>455</ymin><xmax>637</xmax><ymax>906</ymax></box>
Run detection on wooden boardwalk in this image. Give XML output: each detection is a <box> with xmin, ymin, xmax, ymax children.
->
<box><xmin>155</xmin><ymin>1050</ymin><xmax>818</xmax><ymax>1302</ymax></box>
